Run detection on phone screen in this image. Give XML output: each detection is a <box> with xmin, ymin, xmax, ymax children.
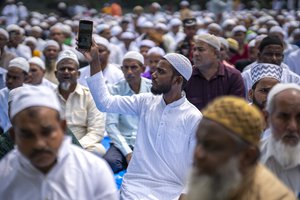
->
<box><xmin>78</xmin><ymin>20</ymin><xmax>93</xmax><ymax>50</ymax></box>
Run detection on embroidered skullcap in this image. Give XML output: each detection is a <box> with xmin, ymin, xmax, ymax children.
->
<box><xmin>123</xmin><ymin>51</ymin><xmax>144</xmax><ymax>65</ymax></box>
<box><xmin>44</xmin><ymin>40</ymin><xmax>60</xmax><ymax>49</ymax></box>
<box><xmin>96</xmin><ymin>24</ymin><xmax>110</xmax><ymax>34</ymax></box>
<box><xmin>232</xmin><ymin>25</ymin><xmax>247</xmax><ymax>34</ymax></box>
<box><xmin>10</xmin><ymin>85</ymin><xmax>61</xmax><ymax>120</ymax></box>
<box><xmin>266</xmin><ymin>83</ymin><xmax>300</xmax><ymax>112</ymax></box>
<box><xmin>0</xmin><ymin>28</ymin><xmax>8</xmax><ymax>39</ymax></box>
<box><xmin>29</xmin><ymin>57</ymin><xmax>45</xmax><ymax>70</ymax></box>
<box><xmin>56</xmin><ymin>50</ymin><xmax>79</xmax><ymax>66</ymax></box>
<box><xmin>194</xmin><ymin>33</ymin><xmax>221</xmax><ymax>50</ymax></box>
<box><xmin>147</xmin><ymin>46</ymin><xmax>165</xmax><ymax>56</ymax></box>
<box><xmin>227</xmin><ymin>38</ymin><xmax>239</xmax><ymax>52</ymax></box>
<box><xmin>139</xmin><ymin>39</ymin><xmax>156</xmax><ymax>48</ymax></box>
<box><xmin>163</xmin><ymin>53</ymin><xmax>192</xmax><ymax>80</ymax></box>
<box><xmin>8</xmin><ymin>57</ymin><xmax>29</xmax><ymax>73</ymax></box>
<box><xmin>202</xmin><ymin>96</ymin><xmax>264</xmax><ymax>145</ymax></box>
<box><xmin>251</xmin><ymin>63</ymin><xmax>282</xmax><ymax>86</ymax></box>
<box><xmin>93</xmin><ymin>34</ymin><xmax>109</xmax><ymax>48</ymax></box>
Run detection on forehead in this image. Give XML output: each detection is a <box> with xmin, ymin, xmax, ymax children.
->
<box><xmin>274</xmin><ymin>89</ymin><xmax>300</xmax><ymax>109</ymax></box>
<box><xmin>57</xmin><ymin>59</ymin><xmax>77</xmax><ymax>68</ymax></box>
<box><xmin>194</xmin><ymin>40</ymin><xmax>212</xmax><ymax>48</ymax></box>
<box><xmin>122</xmin><ymin>58</ymin><xmax>141</xmax><ymax>66</ymax></box>
<box><xmin>157</xmin><ymin>59</ymin><xmax>173</xmax><ymax>70</ymax></box>
<box><xmin>256</xmin><ymin>77</ymin><xmax>279</xmax><ymax>88</ymax></box>
<box><xmin>148</xmin><ymin>53</ymin><xmax>162</xmax><ymax>60</ymax></box>
<box><xmin>45</xmin><ymin>45</ymin><xmax>59</xmax><ymax>51</ymax></box>
<box><xmin>261</xmin><ymin>44</ymin><xmax>283</xmax><ymax>52</ymax></box>
<box><xmin>30</xmin><ymin>63</ymin><xmax>43</xmax><ymax>70</ymax></box>
<box><xmin>8</xmin><ymin>67</ymin><xmax>24</xmax><ymax>75</ymax></box>
<box><xmin>197</xmin><ymin>118</ymin><xmax>237</xmax><ymax>144</ymax></box>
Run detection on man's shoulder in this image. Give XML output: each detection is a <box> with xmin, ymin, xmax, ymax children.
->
<box><xmin>0</xmin><ymin>149</ymin><xmax>18</xmax><ymax>179</ymax></box>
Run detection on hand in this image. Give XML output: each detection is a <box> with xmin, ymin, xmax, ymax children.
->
<box><xmin>178</xmin><ymin>194</ymin><xmax>186</xmax><ymax>200</ymax></box>
<box><xmin>126</xmin><ymin>153</ymin><xmax>132</xmax><ymax>164</ymax></box>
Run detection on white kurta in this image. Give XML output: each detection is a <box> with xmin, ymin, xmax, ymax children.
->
<box><xmin>0</xmin><ymin>137</ymin><xmax>118</xmax><ymax>200</ymax></box>
<box><xmin>87</xmin><ymin>72</ymin><xmax>202</xmax><ymax>200</ymax></box>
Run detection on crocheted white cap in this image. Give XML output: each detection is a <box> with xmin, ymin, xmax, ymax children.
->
<box><xmin>194</xmin><ymin>33</ymin><xmax>221</xmax><ymax>50</ymax></box>
<box><xmin>56</xmin><ymin>50</ymin><xmax>79</xmax><ymax>66</ymax></box>
<box><xmin>8</xmin><ymin>57</ymin><xmax>30</xmax><ymax>73</ymax></box>
<box><xmin>29</xmin><ymin>57</ymin><xmax>45</xmax><ymax>70</ymax></box>
<box><xmin>163</xmin><ymin>53</ymin><xmax>192</xmax><ymax>80</ymax></box>
<box><xmin>10</xmin><ymin>85</ymin><xmax>61</xmax><ymax>119</ymax></box>
<box><xmin>123</xmin><ymin>51</ymin><xmax>144</xmax><ymax>65</ymax></box>
<box><xmin>93</xmin><ymin>34</ymin><xmax>110</xmax><ymax>48</ymax></box>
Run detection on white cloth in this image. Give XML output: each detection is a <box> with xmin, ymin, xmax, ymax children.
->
<box><xmin>56</xmin><ymin>84</ymin><xmax>106</xmax><ymax>152</ymax></box>
<box><xmin>242</xmin><ymin>61</ymin><xmax>300</xmax><ymax>100</ymax></box>
<box><xmin>40</xmin><ymin>78</ymin><xmax>57</xmax><ymax>90</ymax></box>
<box><xmin>87</xmin><ymin>72</ymin><xmax>202</xmax><ymax>200</ymax></box>
<box><xmin>0</xmin><ymin>136</ymin><xmax>118</xmax><ymax>200</ymax></box>
<box><xmin>78</xmin><ymin>64</ymin><xmax>124</xmax><ymax>87</ymax></box>
<box><xmin>6</xmin><ymin>44</ymin><xmax>32</xmax><ymax>60</ymax></box>
<box><xmin>260</xmin><ymin>136</ymin><xmax>300</xmax><ymax>195</ymax></box>
<box><xmin>1</xmin><ymin>4</ymin><xmax>18</xmax><ymax>25</ymax></box>
<box><xmin>285</xmin><ymin>48</ymin><xmax>300</xmax><ymax>76</ymax></box>
<box><xmin>0</xmin><ymin>87</ymin><xmax>10</xmax><ymax>132</ymax></box>
<box><xmin>109</xmin><ymin>43</ymin><xmax>123</xmax><ymax>65</ymax></box>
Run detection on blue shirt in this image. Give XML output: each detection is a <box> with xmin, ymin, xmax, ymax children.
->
<box><xmin>0</xmin><ymin>87</ymin><xmax>10</xmax><ymax>132</ymax></box>
<box><xmin>106</xmin><ymin>77</ymin><xmax>152</xmax><ymax>156</ymax></box>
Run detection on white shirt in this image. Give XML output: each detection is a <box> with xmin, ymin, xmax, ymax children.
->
<box><xmin>285</xmin><ymin>49</ymin><xmax>300</xmax><ymax>76</ymax></box>
<box><xmin>0</xmin><ymin>136</ymin><xmax>118</xmax><ymax>200</ymax></box>
<box><xmin>78</xmin><ymin>64</ymin><xmax>124</xmax><ymax>87</ymax></box>
<box><xmin>87</xmin><ymin>72</ymin><xmax>202</xmax><ymax>200</ymax></box>
<box><xmin>56</xmin><ymin>84</ymin><xmax>106</xmax><ymax>151</ymax></box>
<box><xmin>0</xmin><ymin>87</ymin><xmax>10</xmax><ymax>132</ymax></box>
<box><xmin>260</xmin><ymin>136</ymin><xmax>300</xmax><ymax>195</ymax></box>
<box><xmin>242</xmin><ymin>61</ymin><xmax>300</xmax><ymax>100</ymax></box>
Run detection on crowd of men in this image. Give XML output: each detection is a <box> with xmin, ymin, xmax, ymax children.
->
<box><xmin>1</xmin><ymin>0</ymin><xmax>300</xmax><ymax>199</ymax></box>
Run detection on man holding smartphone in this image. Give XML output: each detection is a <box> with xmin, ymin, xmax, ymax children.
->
<box><xmin>79</xmin><ymin>40</ymin><xmax>202</xmax><ymax>199</ymax></box>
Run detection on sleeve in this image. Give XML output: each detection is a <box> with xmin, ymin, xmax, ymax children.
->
<box><xmin>78</xmin><ymin>91</ymin><xmax>106</xmax><ymax>148</ymax></box>
<box><xmin>86</xmin><ymin>72</ymin><xmax>144</xmax><ymax>115</ymax></box>
<box><xmin>229</xmin><ymin>69</ymin><xmax>246</xmax><ymax>98</ymax></box>
<box><xmin>106</xmin><ymin>113</ymin><xmax>133</xmax><ymax>156</ymax></box>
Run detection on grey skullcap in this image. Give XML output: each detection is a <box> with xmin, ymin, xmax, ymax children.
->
<box><xmin>163</xmin><ymin>53</ymin><xmax>192</xmax><ymax>80</ymax></box>
<box><xmin>250</xmin><ymin>63</ymin><xmax>283</xmax><ymax>86</ymax></box>
<box><xmin>194</xmin><ymin>33</ymin><xmax>221</xmax><ymax>50</ymax></box>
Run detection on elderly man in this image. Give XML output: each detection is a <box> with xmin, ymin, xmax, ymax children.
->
<box><xmin>242</xmin><ymin>36</ymin><xmax>300</xmax><ymax>100</ymax></box>
<box><xmin>43</xmin><ymin>40</ymin><xmax>61</xmax><ymax>84</ymax></box>
<box><xmin>28</xmin><ymin>56</ymin><xmax>56</xmax><ymax>89</ymax></box>
<box><xmin>187</xmin><ymin>96</ymin><xmax>295</xmax><ymax>200</ymax></box>
<box><xmin>104</xmin><ymin>51</ymin><xmax>152</xmax><ymax>173</ymax></box>
<box><xmin>0</xmin><ymin>85</ymin><xmax>118</xmax><ymax>199</ymax></box>
<box><xmin>185</xmin><ymin>33</ymin><xmax>245</xmax><ymax>111</ymax></box>
<box><xmin>80</xmin><ymin>41</ymin><xmax>202</xmax><ymax>199</ymax></box>
<box><xmin>0</xmin><ymin>28</ymin><xmax>15</xmax><ymax>69</ymax></box>
<box><xmin>0</xmin><ymin>57</ymin><xmax>28</xmax><ymax>133</ymax></box>
<box><xmin>261</xmin><ymin>83</ymin><xmax>300</xmax><ymax>195</ymax></box>
<box><xmin>248</xmin><ymin>63</ymin><xmax>282</xmax><ymax>111</ymax></box>
<box><xmin>55</xmin><ymin>50</ymin><xmax>106</xmax><ymax>155</ymax></box>
<box><xmin>142</xmin><ymin>46</ymin><xmax>165</xmax><ymax>79</ymax></box>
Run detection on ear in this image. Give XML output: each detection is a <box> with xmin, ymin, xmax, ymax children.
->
<box><xmin>248</xmin><ymin>89</ymin><xmax>254</xmax><ymax>101</ymax></box>
<box><xmin>77</xmin><ymin>70</ymin><xmax>81</xmax><ymax>78</ymax></box>
<box><xmin>239</xmin><ymin>146</ymin><xmax>259</xmax><ymax>173</ymax></box>
<box><xmin>54</xmin><ymin>70</ymin><xmax>58</xmax><ymax>78</ymax></box>
<box><xmin>60</xmin><ymin>119</ymin><xmax>67</xmax><ymax>134</ymax></box>
<box><xmin>173</xmin><ymin>75</ymin><xmax>183</xmax><ymax>85</ymax></box>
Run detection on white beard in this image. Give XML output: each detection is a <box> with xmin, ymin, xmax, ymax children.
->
<box><xmin>60</xmin><ymin>81</ymin><xmax>71</xmax><ymax>91</ymax></box>
<box><xmin>269</xmin><ymin>135</ymin><xmax>300</xmax><ymax>169</ymax></box>
<box><xmin>187</xmin><ymin>157</ymin><xmax>242</xmax><ymax>200</ymax></box>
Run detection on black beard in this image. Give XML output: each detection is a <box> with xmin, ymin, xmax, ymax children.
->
<box><xmin>252</xmin><ymin>96</ymin><xmax>264</xmax><ymax>110</ymax></box>
<box><xmin>151</xmin><ymin>85</ymin><xmax>171</xmax><ymax>95</ymax></box>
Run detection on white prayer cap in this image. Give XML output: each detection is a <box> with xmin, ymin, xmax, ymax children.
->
<box><xmin>151</xmin><ymin>2</ymin><xmax>161</xmax><ymax>9</ymax></box>
<box><xmin>194</xmin><ymin>33</ymin><xmax>221</xmax><ymax>50</ymax></box>
<box><xmin>169</xmin><ymin>18</ymin><xmax>182</xmax><ymax>27</ymax></box>
<box><xmin>6</xmin><ymin>24</ymin><xmax>22</xmax><ymax>33</ymax></box>
<box><xmin>222</xmin><ymin>19</ymin><xmax>236</xmax><ymax>28</ymax></box>
<box><xmin>29</xmin><ymin>57</ymin><xmax>45</xmax><ymax>70</ymax></box>
<box><xmin>266</xmin><ymin>83</ymin><xmax>300</xmax><ymax>112</ymax></box>
<box><xmin>248</xmin><ymin>39</ymin><xmax>256</xmax><ymax>47</ymax></box>
<box><xmin>111</xmin><ymin>25</ymin><xmax>122</xmax><ymax>36</ymax></box>
<box><xmin>141</xmin><ymin>21</ymin><xmax>154</xmax><ymax>28</ymax></box>
<box><xmin>8</xmin><ymin>86</ymin><xmax>24</xmax><ymax>104</ymax></box>
<box><xmin>232</xmin><ymin>25</ymin><xmax>247</xmax><ymax>34</ymax></box>
<box><xmin>44</xmin><ymin>40</ymin><xmax>60</xmax><ymax>49</ymax></box>
<box><xmin>24</xmin><ymin>36</ymin><xmax>37</xmax><ymax>46</ymax></box>
<box><xmin>56</xmin><ymin>50</ymin><xmax>79</xmax><ymax>66</ymax></box>
<box><xmin>10</xmin><ymin>85</ymin><xmax>61</xmax><ymax>120</ymax></box>
<box><xmin>258</xmin><ymin>27</ymin><xmax>268</xmax><ymax>35</ymax></box>
<box><xmin>96</xmin><ymin>24</ymin><xmax>110</xmax><ymax>34</ymax></box>
<box><xmin>93</xmin><ymin>34</ymin><xmax>110</xmax><ymax>48</ymax></box>
<box><xmin>180</xmin><ymin>0</ymin><xmax>189</xmax><ymax>7</ymax></box>
<box><xmin>163</xmin><ymin>53</ymin><xmax>192</xmax><ymax>80</ymax></box>
<box><xmin>120</xmin><ymin>31</ymin><xmax>135</xmax><ymax>40</ymax></box>
<box><xmin>218</xmin><ymin>37</ymin><xmax>229</xmax><ymax>49</ymax></box>
<box><xmin>269</xmin><ymin>26</ymin><xmax>285</xmax><ymax>35</ymax></box>
<box><xmin>155</xmin><ymin>23</ymin><xmax>167</xmax><ymax>31</ymax></box>
<box><xmin>147</xmin><ymin>46</ymin><xmax>165</xmax><ymax>56</ymax></box>
<box><xmin>8</xmin><ymin>57</ymin><xmax>30</xmax><ymax>73</ymax></box>
<box><xmin>31</xmin><ymin>26</ymin><xmax>43</xmax><ymax>33</ymax></box>
<box><xmin>250</xmin><ymin>63</ymin><xmax>283</xmax><ymax>86</ymax></box>
<box><xmin>139</xmin><ymin>39</ymin><xmax>156</xmax><ymax>48</ymax></box>
<box><xmin>123</xmin><ymin>51</ymin><xmax>144</xmax><ymax>65</ymax></box>
<box><xmin>0</xmin><ymin>28</ymin><xmax>8</xmax><ymax>39</ymax></box>
<box><xmin>208</xmin><ymin>23</ymin><xmax>222</xmax><ymax>31</ymax></box>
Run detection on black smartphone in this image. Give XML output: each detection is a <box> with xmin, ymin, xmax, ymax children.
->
<box><xmin>78</xmin><ymin>20</ymin><xmax>93</xmax><ymax>50</ymax></box>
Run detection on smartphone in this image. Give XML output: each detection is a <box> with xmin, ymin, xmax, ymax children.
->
<box><xmin>78</xmin><ymin>20</ymin><xmax>93</xmax><ymax>50</ymax></box>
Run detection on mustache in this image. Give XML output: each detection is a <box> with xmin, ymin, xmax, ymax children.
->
<box><xmin>29</xmin><ymin>148</ymin><xmax>55</xmax><ymax>158</ymax></box>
